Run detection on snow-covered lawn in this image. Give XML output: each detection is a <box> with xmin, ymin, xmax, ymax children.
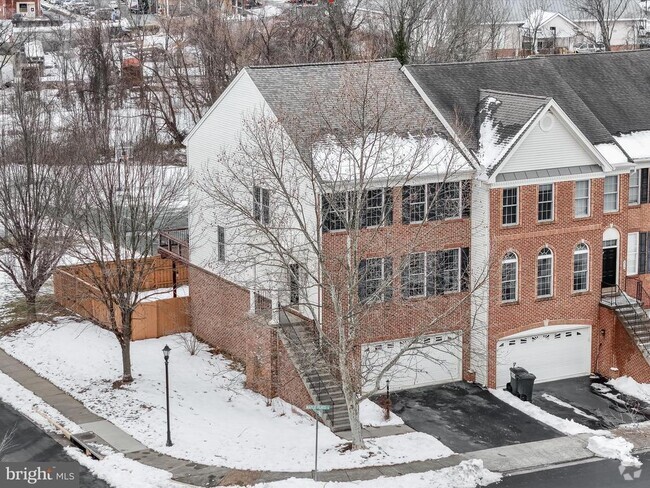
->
<box><xmin>0</xmin><ymin>320</ymin><xmax>453</xmax><ymax>471</ymax></box>
<box><xmin>490</xmin><ymin>388</ymin><xmax>607</xmax><ymax>436</ymax></box>
<box><xmin>609</xmin><ymin>376</ymin><xmax>650</xmax><ymax>405</ymax></box>
<box><xmin>359</xmin><ymin>399</ymin><xmax>404</xmax><ymax>427</ymax></box>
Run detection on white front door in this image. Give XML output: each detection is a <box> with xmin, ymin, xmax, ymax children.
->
<box><xmin>362</xmin><ymin>332</ymin><xmax>462</xmax><ymax>393</ymax></box>
<box><xmin>496</xmin><ymin>325</ymin><xmax>592</xmax><ymax>387</ymax></box>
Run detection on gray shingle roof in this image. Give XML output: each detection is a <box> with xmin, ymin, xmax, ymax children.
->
<box><xmin>478</xmin><ymin>89</ymin><xmax>549</xmax><ymax>145</ymax></box>
<box><xmin>245</xmin><ymin>59</ymin><xmax>446</xmax><ymax>150</ymax></box>
<box><xmin>407</xmin><ymin>50</ymin><xmax>650</xmax><ymax>149</ymax></box>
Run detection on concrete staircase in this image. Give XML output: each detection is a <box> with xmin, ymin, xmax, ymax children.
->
<box><xmin>278</xmin><ymin>321</ymin><xmax>351</xmax><ymax>432</ymax></box>
<box><xmin>602</xmin><ymin>291</ymin><xmax>650</xmax><ymax>363</ymax></box>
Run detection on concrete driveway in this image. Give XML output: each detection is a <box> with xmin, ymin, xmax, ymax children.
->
<box><xmin>533</xmin><ymin>376</ymin><xmax>649</xmax><ymax>430</ymax></box>
<box><xmin>387</xmin><ymin>381</ymin><xmax>562</xmax><ymax>453</ymax></box>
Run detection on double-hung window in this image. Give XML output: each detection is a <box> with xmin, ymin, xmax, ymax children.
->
<box><xmin>402</xmin><ymin>253</ymin><xmax>426</xmax><ymax>298</ymax></box>
<box><xmin>573</xmin><ymin>243</ymin><xmax>589</xmax><ymax>292</ymax></box>
<box><xmin>574</xmin><ymin>180</ymin><xmax>590</xmax><ymax>217</ymax></box>
<box><xmin>537</xmin><ymin>247</ymin><xmax>553</xmax><ymax>298</ymax></box>
<box><xmin>362</xmin><ymin>188</ymin><xmax>392</xmax><ymax>227</ymax></box>
<box><xmin>538</xmin><ymin>184</ymin><xmax>554</xmax><ymax>222</ymax></box>
<box><xmin>501</xmin><ymin>252</ymin><xmax>518</xmax><ymax>302</ymax></box>
<box><xmin>502</xmin><ymin>187</ymin><xmax>518</xmax><ymax>225</ymax></box>
<box><xmin>217</xmin><ymin>226</ymin><xmax>225</xmax><ymax>262</ymax></box>
<box><xmin>288</xmin><ymin>263</ymin><xmax>300</xmax><ymax>305</ymax></box>
<box><xmin>401</xmin><ymin>248</ymin><xmax>470</xmax><ymax>298</ymax></box>
<box><xmin>629</xmin><ymin>170</ymin><xmax>641</xmax><ymax>205</ymax></box>
<box><xmin>253</xmin><ymin>186</ymin><xmax>270</xmax><ymax>224</ymax></box>
<box><xmin>402</xmin><ymin>181</ymin><xmax>470</xmax><ymax>224</ymax></box>
<box><xmin>604</xmin><ymin>175</ymin><xmax>619</xmax><ymax>213</ymax></box>
<box><xmin>358</xmin><ymin>257</ymin><xmax>393</xmax><ymax>303</ymax></box>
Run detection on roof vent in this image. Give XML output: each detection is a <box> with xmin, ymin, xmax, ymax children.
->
<box><xmin>539</xmin><ymin>114</ymin><xmax>554</xmax><ymax>132</ymax></box>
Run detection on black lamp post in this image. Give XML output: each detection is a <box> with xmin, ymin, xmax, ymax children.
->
<box><xmin>162</xmin><ymin>344</ymin><xmax>173</xmax><ymax>447</ymax></box>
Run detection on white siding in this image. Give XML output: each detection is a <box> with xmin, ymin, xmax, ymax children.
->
<box><xmin>186</xmin><ymin>71</ymin><xmax>320</xmax><ymax>321</ymax></box>
<box><xmin>501</xmin><ymin>109</ymin><xmax>599</xmax><ymax>174</ymax></box>
<box><xmin>470</xmin><ymin>179</ymin><xmax>490</xmax><ymax>386</ymax></box>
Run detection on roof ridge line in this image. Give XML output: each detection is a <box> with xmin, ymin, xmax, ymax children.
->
<box><xmin>479</xmin><ymin>88</ymin><xmax>551</xmax><ymax>101</ymax></box>
<box><xmin>246</xmin><ymin>58</ymin><xmax>399</xmax><ymax>70</ymax></box>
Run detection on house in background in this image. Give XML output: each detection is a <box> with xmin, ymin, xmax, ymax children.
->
<box><xmin>493</xmin><ymin>0</ymin><xmax>647</xmax><ymax>57</ymax></box>
<box><xmin>1</xmin><ymin>0</ymin><xmax>41</xmax><ymax>19</ymax></box>
<box><xmin>174</xmin><ymin>51</ymin><xmax>650</xmax><ymax>431</ymax></box>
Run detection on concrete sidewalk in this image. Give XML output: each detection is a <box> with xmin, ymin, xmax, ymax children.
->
<box><xmin>1</xmin><ymin>347</ymin><xmax>649</xmax><ymax>486</ymax></box>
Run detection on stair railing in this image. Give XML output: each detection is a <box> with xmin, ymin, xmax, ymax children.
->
<box><xmin>626</xmin><ymin>276</ymin><xmax>650</xmax><ymax>309</ymax></box>
<box><xmin>281</xmin><ymin>322</ymin><xmax>338</xmax><ymax>425</ymax></box>
<box><xmin>604</xmin><ymin>284</ymin><xmax>650</xmax><ymax>356</ymax></box>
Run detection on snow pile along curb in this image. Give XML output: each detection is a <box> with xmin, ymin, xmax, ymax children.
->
<box><xmin>490</xmin><ymin>388</ymin><xmax>606</xmax><ymax>436</ymax></box>
<box><xmin>587</xmin><ymin>435</ymin><xmax>642</xmax><ymax>467</ymax></box>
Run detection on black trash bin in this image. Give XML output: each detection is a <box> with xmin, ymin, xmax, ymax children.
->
<box><xmin>516</xmin><ymin>372</ymin><xmax>536</xmax><ymax>402</ymax></box>
<box><xmin>507</xmin><ymin>366</ymin><xmax>528</xmax><ymax>393</ymax></box>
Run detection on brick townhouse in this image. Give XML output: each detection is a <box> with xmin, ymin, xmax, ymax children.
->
<box><xmin>174</xmin><ymin>51</ymin><xmax>650</xmax><ymax>430</ymax></box>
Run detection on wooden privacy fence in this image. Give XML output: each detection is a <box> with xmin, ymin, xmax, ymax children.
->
<box><xmin>53</xmin><ymin>256</ymin><xmax>190</xmax><ymax>340</ymax></box>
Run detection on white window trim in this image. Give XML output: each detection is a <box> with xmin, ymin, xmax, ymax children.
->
<box><xmin>574</xmin><ymin>180</ymin><xmax>591</xmax><ymax>218</ymax></box>
<box><xmin>538</xmin><ymin>183</ymin><xmax>554</xmax><ymax>222</ymax></box>
<box><xmin>502</xmin><ymin>187</ymin><xmax>519</xmax><ymax>226</ymax></box>
<box><xmin>629</xmin><ymin>170</ymin><xmax>641</xmax><ymax>206</ymax></box>
<box><xmin>628</xmin><ymin>232</ymin><xmax>639</xmax><ymax>276</ymax></box>
<box><xmin>537</xmin><ymin>249</ymin><xmax>553</xmax><ymax>298</ymax></box>
<box><xmin>405</xmin><ymin>252</ymin><xmax>426</xmax><ymax>298</ymax></box>
<box><xmin>407</xmin><ymin>182</ymin><xmax>463</xmax><ymax>224</ymax></box>
<box><xmin>604</xmin><ymin>175</ymin><xmax>619</xmax><ymax>213</ymax></box>
<box><xmin>441</xmin><ymin>248</ymin><xmax>461</xmax><ymax>294</ymax></box>
<box><xmin>573</xmin><ymin>244</ymin><xmax>589</xmax><ymax>292</ymax></box>
<box><xmin>501</xmin><ymin>252</ymin><xmax>518</xmax><ymax>303</ymax></box>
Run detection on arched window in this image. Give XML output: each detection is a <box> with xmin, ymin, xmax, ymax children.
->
<box><xmin>573</xmin><ymin>243</ymin><xmax>589</xmax><ymax>292</ymax></box>
<box><xmin>537</xmin><ymin>247</ymin><xmax>553</xmax><ymax>298</ymax></box>
<box><xmin>501</xmin><ymin>252</ymin><xmax>518</xmax><ymax>302</ymax></box>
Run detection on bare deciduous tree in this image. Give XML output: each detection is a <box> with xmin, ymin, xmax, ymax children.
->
<box><xmin>71</xmin><ymin>120</ymin><xmax>187</xmax><ymax>383</ymax></box>
<box><xmin>0</xmin><ymin>87</ymin><xmax>79</xmax><ymax>317</ymax></box>
<box><xmin>571</xmin><ymin>0</ymin><xmax>636</xmax><ymax>50</ymax></box>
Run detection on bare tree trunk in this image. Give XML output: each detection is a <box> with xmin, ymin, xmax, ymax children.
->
<box><xmin>120</xmin><ymin>337</ymin><xmax>133</xmax><ymax>383</ymax></box>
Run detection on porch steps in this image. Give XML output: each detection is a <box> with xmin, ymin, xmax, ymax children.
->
<box><xmin>277</xmin><ymin>321</ymin><xmax>351</xmax><ymax>432</ymax></box>
<box><xmin>602</xmin><ymin>293</ymin><xmax>650</xmax><ymax>363</ymax></box>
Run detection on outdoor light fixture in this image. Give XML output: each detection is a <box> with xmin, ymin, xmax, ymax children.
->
<box><xmin>163</xmin><ymin>344</ymin><xmax>173</xmax><ymax>447</ymax></box>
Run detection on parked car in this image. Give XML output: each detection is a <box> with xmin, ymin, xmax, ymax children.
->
<box><xmin>574</xmin><ymin>42</ymin><xmax>605</xmax><ymax>53</ymax></box>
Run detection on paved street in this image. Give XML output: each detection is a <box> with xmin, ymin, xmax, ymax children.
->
<box><xmin>499</xmin><ymin>452</ymin><xmax>650</xmax><ymax>487</ymax></box>
<box><xmin>0</xmin><ymin>399</ymin><xmax>110</xmax><ymax>488</ymax></box>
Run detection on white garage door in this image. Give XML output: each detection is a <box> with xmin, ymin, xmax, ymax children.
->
<box><xmin>496</xmin><ymin>325</ymin><xmax>592</xmax><ymax>388</ymax></box>
<box><xmin>362</xmin><ymin>332</ymin><xmax>462</xmax><ymax>393</ymax></box>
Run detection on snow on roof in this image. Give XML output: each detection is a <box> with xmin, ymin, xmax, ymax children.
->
<box><xmin>594</xmin><ymin>143</ymin><xmax>629</xmax><ymax>166</ymax></box>
<box><xmin>477</xmin><ymin>95</ymin><xmax>546</xmax><ymax>171</ymax></box>
<box><xmin>312</xmin><ymin>133</ymin><xmax>469</xmax><ymax>186</ymax></box>
<box><xmin>613</xmin><ymin>131</ymin><xmax>650</xmax><ymax>161</ymax></box>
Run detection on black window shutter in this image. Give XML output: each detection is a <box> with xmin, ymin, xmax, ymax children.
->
<box><xmin>401</xmin><ymin>256</ymin><xmax>410</xmax><ymax>299</ymax></box>
<box><xmin>383</xmin><ymin>258</ymin><xmax>393</xmax><ymax>301</ymax></box>
<box><xmin>402</xmin><ymin>186</ymin><xmax>411</xmax><ymax>224</ymax></box>
<box><xmin>640</xmin><ymin>233</ymin><xmax>647</xmax><ymax>275</ymax></box>
<box><xmin>462</xmin><ymin>180</ymin><xmax>471</xmax><ymax>217</ymax></box>
<box><xmin>642</xmin><ymin>169</ymin><xmax>649</xmax><ymax>205</ymax></box>
<box><xmin>262</xmin><ymin>189</ymin><xmax>270</xmax><ymax>224</ymax></box>
<box><xmin>384</xmin><ymin>188</ymin><xmax>393</xmax><ymax>226</ymax></box>
<box><xmin>358</xmin><ymin>259</ymin><xmax>367</xmax><ymax>302</ymax></box>
<box><xmin>427</xmin><ymin>183</ymin><xmax>441</xmax><ymax>221</ymax></box>
<box><xmin>321</xmin><ymin>194</ymin><xmax>331</xmax><ymax>233</ymax></box>
<box><xmin>461</xmin><ymin>247</ymin><xmax>470</xmax><ymax>291</ymax></box>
